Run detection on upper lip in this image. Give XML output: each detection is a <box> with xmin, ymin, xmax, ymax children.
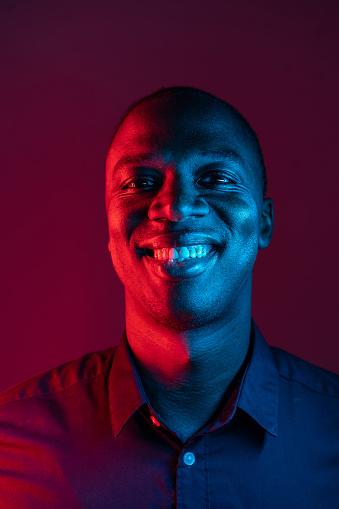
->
<box><xmin>138</xmin><ymin>233</ymin><xmax>222</xmax><ymax>250</ymax></box>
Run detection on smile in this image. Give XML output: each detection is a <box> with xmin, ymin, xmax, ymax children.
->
<box><xmin>142</xmin><ymin>245</ymin><xmax>219</xmax><ymax>280</ymax></box>
<box><xmin>153</xmin><ymin>245</ymin><xmax>213</xmax><ymax>262</ymax></box>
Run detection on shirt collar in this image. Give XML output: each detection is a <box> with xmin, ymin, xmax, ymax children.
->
<box><xmin>237</xmin><ymin>319</ymin><xmax>279</xmax><ymax>437</ymax></box>
<box><xmin>109</xmin><ymin>319</ymin><xmax>279</xmax><ymax>438</ymax></box>
<box><xmin>109</xmin><ymin>331</ymin><xmax>148</xmax><ymax>437</ymax></box>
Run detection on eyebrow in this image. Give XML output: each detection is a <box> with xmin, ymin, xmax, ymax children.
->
<box><xmin>196</xmin><ymin>149</ymin><xmax>243</xmax><ymax>164</ymax></box>
<box><xmin>113</xmin><ymin>149</ymin><xmax>244</xmax><ymax>175</ymax></box>
<box><xmin>113</xmin><ymin>154</ymin><xmax>158</xmax><ymax>174</ymax></box>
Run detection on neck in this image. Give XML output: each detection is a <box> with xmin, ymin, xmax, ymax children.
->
<box><xmin>125</xmin><ymin>294</ymin><xmax>252</xmax><ymax>441</ymax></box>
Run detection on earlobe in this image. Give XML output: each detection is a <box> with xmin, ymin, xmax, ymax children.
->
<box><xmin>258</xmin><ymin>198</ymin><xmax>274</xmax><ymax>250</ymax></box>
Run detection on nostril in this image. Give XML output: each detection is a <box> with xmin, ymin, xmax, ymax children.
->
<box><xmin>148</xmin><ymin>193</ymin><xmax>209</xmax><ymax>222</ymax></box>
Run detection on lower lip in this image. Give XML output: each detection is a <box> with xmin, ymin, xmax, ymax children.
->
<box><xmin>142</xmin><ymin>248</ymin><xmax>218</xmax><ymax>280</ymax></box>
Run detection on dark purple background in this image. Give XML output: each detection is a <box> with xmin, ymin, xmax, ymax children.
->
<box><xmin>1</xmin><ymin>0</ymin><xmax>338</xmax><ymax>392</ymax></box>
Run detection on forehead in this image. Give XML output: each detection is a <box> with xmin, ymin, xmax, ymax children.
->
<box><xmin>114</xmin><ymin>98</ymin><xmax>240</xmax><ymax>148</ymax></box>
<box><xmin>107</xmin><ymin>96</ymin><xmax>261</xmax><ymax>181</ymax></box>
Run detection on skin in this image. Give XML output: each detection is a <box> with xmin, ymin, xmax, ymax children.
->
<box><xmin>106</xmin><ymin>95</ymin><xmax>274</xmax><ymax>442</ymax></box>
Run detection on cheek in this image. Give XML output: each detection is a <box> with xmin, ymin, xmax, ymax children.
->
<box><xmin>107</xmin><ymin>201</ymin><xmax>146</xmax><ymax>282</ymax></box>
<box><xmin>107</xmin><ymin>201</ymin><xmax>141</xmax><ymax>242</ymax></box>
<box><xmin>218</xmin><ymin>195</ymin><xmax>260</xmax><ymax>238</ymax></box>
<box><xmin>235</xmin><ymin>206</ymin><xmax>260</xmax><ymax>241</ymax></box>
<box><xmin>218</xmin><ymin>196</ymin><xmax>261</xmax><ymax>274</ymax></box>
<box><xmin>107</xmin><ymin>203</ymin><xmax>131</xmax><ymax>275</ymax></box>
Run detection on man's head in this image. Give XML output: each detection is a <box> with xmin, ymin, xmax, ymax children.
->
<box><xmin>106</xmin><ymin>87</ymin><xmax>267</xmax><ymax>202</ymax></box>
<box><xmin>105</xmin><ymin>87</ymin><xmax>274</xmax><ymax>330</ymax></box>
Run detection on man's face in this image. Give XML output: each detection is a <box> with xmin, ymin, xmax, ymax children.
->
<box><xmin>106</xmin><ymin>97</ymin><xmax>273</xmax><ymax>330</ymax></box>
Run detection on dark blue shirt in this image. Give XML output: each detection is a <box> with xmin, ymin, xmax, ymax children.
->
<box><xmin>0</xmin><ymin>320</ymin><xmax>338</xmax><ymax>508</ymax></box>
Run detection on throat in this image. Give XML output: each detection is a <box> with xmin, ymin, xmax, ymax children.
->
<box><xmin>125</xmin><ymin>304</ymin><xmax>252</xmax><ymax>440</ymax></box>
<box><xmin>145</xmin><ymin>370</ymin><xmax>242</xmax><ymax>443</ymax></box>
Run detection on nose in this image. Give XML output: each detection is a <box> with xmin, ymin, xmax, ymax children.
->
<box><xmin>148</xmin><ymin>179</ymin><xmax>209</xmax><ymax>222</ymax></box>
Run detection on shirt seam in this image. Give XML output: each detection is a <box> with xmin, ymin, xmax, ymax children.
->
<box><xmin>278</xmin><ymin>374</ymin><xmax>339</xmax><ymax>398</ymax></box>
<box><xmin>0</xmin><ymin>370</ymin><xmax>109</xmax><ymax>409</ymax></box>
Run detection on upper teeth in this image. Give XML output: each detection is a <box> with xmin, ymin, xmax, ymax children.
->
<box><xmin>153</xmin><ymin>245</ymin><xmax>212</xmax><ymax>262</ymax></box>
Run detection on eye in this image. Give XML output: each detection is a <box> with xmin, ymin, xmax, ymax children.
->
<box><xmin>197</xmin><ymin>170</ymin><xmax>237</xmax><ymax>187</ymax></box>
<box><xmin>121</xmin><ymin>177</ymin><xmax>157</xmax><ymax>191</ymax></box>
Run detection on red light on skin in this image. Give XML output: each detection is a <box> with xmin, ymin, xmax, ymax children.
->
<box><xmin>126</xmin><ymin>308</ymin><xmax>193</xmax><ymax>388</ymax></box>
<box><xmin>150</xmin><ymin>415</ymin><xmax>161</xmax><ymax>427</ymax></box>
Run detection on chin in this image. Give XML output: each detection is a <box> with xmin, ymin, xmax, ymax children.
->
<box><xmin>141</xmin><ymin>294</ymin><xmax>225</xmax><ymax>331</ymax></box>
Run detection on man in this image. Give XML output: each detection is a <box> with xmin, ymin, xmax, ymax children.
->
<box><xmin>0</xmin><ymin>87</ymin><xmax>338</xmax><ymax>508</ymax></box>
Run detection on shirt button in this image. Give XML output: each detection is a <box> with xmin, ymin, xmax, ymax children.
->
<box><xmin>183</xmin><ymin>452</ymin><xmax>195</xmax><ymax>466</ymax></box>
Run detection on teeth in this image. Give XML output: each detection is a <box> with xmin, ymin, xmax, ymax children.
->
<box><xmin>168</xmin><ymin>248</ymin><xmax>179</xmax><ymax>260</ymax></box>
<box><xmin>178</xmin><ymin>247</ymin><xmax>190</xmax><ymax>258</ymax></box>
<box><xmin>152</xmin><ymin>245</ymin><xmax>213</xmax><ymax>262</ymax></box>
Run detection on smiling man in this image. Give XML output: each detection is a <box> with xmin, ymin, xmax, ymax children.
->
<box><xmin>0</xmin><ymin>87</ymin><xmax>338</xmax><ymax>508</ymax></box>
<box><xmin>105</xmin><ymin>89</ymin><xmax>273</xmax><ymax>444</ymax></box>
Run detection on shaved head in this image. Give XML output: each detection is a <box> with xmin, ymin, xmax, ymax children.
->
<box><xmin>107</xmin><ymin>86</ymin><xmax>267</xmax><ymax>197</ymax></box>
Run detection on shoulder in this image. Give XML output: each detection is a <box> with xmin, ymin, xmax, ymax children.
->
<box><xmin>0</xmin><ymin>347</ymin><xmax>118</xmax><ymax>409</ymax></box>
<box><xmin>271</xmin><ymin>346</ymin><xmax>339</xmax><ymax>399</ymax></box>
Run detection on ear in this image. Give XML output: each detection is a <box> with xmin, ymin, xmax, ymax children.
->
<box><xmin>258</xmin><ymin>198</ymin><xmax>274</xmax><ymax>250</ymax></box>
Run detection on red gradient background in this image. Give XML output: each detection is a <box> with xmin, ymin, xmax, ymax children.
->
<box><xmin>1</xmin><ymin>0</ymin><xmax>338</xmax><ymax>392</ymax></box>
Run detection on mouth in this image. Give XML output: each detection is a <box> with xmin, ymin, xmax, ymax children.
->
<box><xmin>144</xmin><ymin>244</ymin><xmax>215</xmax><ymax>262</ymax></box>
<box><xmin>141</xmin><ymin>244</ymin><xmax>219</xmax><ymax>280</ymax></box>
<box><xmin>138</xmin><ymin>233</ymin><xmax>222</xmax><ymax>280</ymax></box>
